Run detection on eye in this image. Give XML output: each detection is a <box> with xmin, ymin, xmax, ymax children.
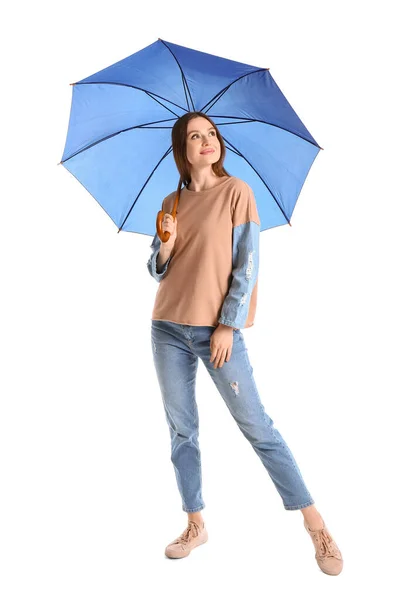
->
<box><xmin>191</xmin><ymin>130</ymin><xmax>216</xmax><ymax>139</ymax></box>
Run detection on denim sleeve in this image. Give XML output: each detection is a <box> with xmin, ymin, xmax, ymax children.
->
<box><xmin>218</xmin><ymin>220</ymin><xmax>260</xmax><ymax>329</ymax></box>
<box><xmin>146</xmin><ymin>231</ymin><xmax>172</xmax><ymax>283</ymax></box>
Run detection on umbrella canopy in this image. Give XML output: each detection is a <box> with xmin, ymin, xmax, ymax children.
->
<box><xmin>60</xmin><ymin>38</ymin><xmax>321</xmax><ymax>235</ymax></box>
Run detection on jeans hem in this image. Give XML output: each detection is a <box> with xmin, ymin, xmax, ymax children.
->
<box><xmin>283</xmin><ymin>499</ymin><xmax>315</xmax><ymax>510</ymax></box>
<box><xmin>183</xmin><ymin>504</ymin><xmax>205</xmax><ymax>513</ymax></box>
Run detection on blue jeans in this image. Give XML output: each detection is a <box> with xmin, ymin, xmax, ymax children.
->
<box><xmin>151</xmin><ymin>319</ymin><xmax>315</xmax><ymax>513</ymax></box>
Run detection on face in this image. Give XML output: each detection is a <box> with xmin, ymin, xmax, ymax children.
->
<box><xmin>185</xmin><ymin>116</ymin><xmax>221</xmax><ymax>170</ymax></box>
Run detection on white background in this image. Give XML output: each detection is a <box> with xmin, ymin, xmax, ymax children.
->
<box><xmin>1</xmin><ymin>0</ymin><xmax>399</xmax><ymax>597</ymax></box>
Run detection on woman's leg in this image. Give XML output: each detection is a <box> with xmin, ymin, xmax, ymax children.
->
<box><xmin>151</xmin><ymin>320</ymin><xmax>206</xmax><ymax>516</ymax></box>
<box><xmin>197</xmin><ymin>327</ymin><xmax>314</xmax><ymax>510</ymax></box>
<box><xmin>182</xmin><ymin>325</ymin><xmax>342</xmax><ymax>574</ymax></box>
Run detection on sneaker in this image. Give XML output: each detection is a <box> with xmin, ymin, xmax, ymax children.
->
<box><xmin>165</xmin><ymin>520</ymin><xmax>208</xmax><ymax>559</ymax></box>
<box><xmin>303</xmin><ymin>519</ymin><xmax>343</xmax><ymax>575</ymax></box>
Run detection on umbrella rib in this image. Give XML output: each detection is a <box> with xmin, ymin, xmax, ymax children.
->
<box><xmin>223</xmin><ymin>144</ymin><xmax>242</xmax><ymax>157</ymax></box>
<box><xmin>144</xmin><ymin>90</ymin><xmax>182</xmax><ymax>116</ymax></box>
<box><xmin>73</xmin><ymin>80</ymin><xmax>189</xmax><ymax>113</ymax></box>
<box><xmin>180</xmin><ymin>70</ymin><xmax>192</xmax><ymax>113</ymax></box>
<box><xmin>209</xmin><ymin>115</ymin><xmax>322</xmax><ymax>150</ymax></box>
<box><xmin>118</xmin><ymin>146</ymin><xmax>174</xmax><ymax>232</ymax></box>
<box><xmin>200</xmin><ymin>68</ymin><xmax>268</xmax><ymax>113</ymax></box>
<box><xmin>221</xmin><ymin>134</ymin><xmax>291</xmax><ymax>225</ymax></box>
<box><xmin>159</xmin><ymin>39</ymin><xmax>196</xmax><ymax>112</ymax></box>
<box><xmin>60</xmin><ymin>117</ymin><xmax>180</xmax><ymax>163</ymax></box>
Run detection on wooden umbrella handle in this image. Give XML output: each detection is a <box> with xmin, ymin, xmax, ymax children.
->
<box><xmin>156</xmin><ymin>193</ymin><xmax>180</xmax><ymax>243</ymax></box>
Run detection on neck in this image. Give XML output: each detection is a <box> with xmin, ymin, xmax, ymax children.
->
<box><xmin>187</xmin><ymin>172</ymin><xmax>223</xmax><ymax>192</ymax></box>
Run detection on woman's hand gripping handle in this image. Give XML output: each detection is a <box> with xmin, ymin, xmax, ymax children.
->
<box><xmin>156</xmin><ymin>193</ymin><xmax>179</xmax><ymax>246</ymax></box>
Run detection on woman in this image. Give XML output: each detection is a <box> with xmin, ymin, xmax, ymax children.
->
<box><xmin>147</xmin><ymin>112</ymin><xmax>343</xmax><ymax>575</ymax></box>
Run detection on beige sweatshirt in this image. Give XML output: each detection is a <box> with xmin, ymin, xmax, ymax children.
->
<box><xmin>147</xmin><ymin>175</ymin><xmax>261</xmax><ymax>329</ymax></box>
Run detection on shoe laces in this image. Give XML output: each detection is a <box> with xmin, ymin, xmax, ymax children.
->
<box><xmin>309</xmin><ymin>525</ymin><xmax>341</xmax><ymax>559</ymax></box>
<box><xmin>175</xmin><ymin>521</ymin><xmax>201</xmax><ymax>545</ymax></box>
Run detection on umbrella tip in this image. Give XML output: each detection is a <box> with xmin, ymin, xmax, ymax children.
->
<box><xmin>289</xmin><ymin>221</ymin><xmax>292</xmax><ymax>227</ymax></box>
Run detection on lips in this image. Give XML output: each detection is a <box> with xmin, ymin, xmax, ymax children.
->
<box><xmin>200</xmin><ymin>149</ymin><xmax>215</xmax><ymax>154</ymax></box>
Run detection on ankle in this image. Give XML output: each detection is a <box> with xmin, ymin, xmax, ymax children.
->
<box><xmin>305</xmin><ymin>514</ymin><xmax>324</xmax><ymax>530</ymax></box>
<box><xmin>302</xmin><ymin>506</ymin><xmax>324</xmax><ymax>529</ymax></box>
<box><xmin>188</xmin><ymin>518</ymin><xmax>204</xmax><ymax>528</ymax></box>
<box><xmin>187</xmin><ymin>510</ymin><xmax>204</xmax><ymax>527</ymax></box>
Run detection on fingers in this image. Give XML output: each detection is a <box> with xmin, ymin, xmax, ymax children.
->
<box><xmin>209</xmin><ymin>347</ymin><xmax>228</xmax><ymax>369</ymax></box>
<box><xmin>162</xmin><ymin>213</ymin><xmax>174</xmax><ymax>232</ymax></box>
<box><xmin>162</xmin><ymin>213</ymin><xmax>176</xmax><ymax>232</ymax></box>
<box><xmin>216</xmin><ymin>349</ymin><xmax>227</xmax><ymax>369</ymax></box>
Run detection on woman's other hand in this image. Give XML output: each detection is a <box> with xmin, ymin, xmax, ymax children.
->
<box><xmin>209</xmin><ymin>324</ymin><xmax>234</xmax><ymax>369</ymax></box>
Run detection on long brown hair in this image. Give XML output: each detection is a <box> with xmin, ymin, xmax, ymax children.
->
<box><xmin>171</xmin><ymin>112</ymin><xmax>230</xmax><ymax>202</ymax></box>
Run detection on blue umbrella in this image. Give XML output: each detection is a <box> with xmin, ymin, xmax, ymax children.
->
<box><xmin>59</xmin><ymin>38</ymin><xmax>322</xmax><ymax>238</ymax></box>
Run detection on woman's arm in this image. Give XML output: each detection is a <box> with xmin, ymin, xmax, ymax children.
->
<box><xmin>218</xmin><ymin>220</ymin><xmax>260</xmax><ymax>329</ymax></box>
<box><xmin>218</xmin><ymin>181</ymin><xmax>261</xmax><ymax>329</ymax></box>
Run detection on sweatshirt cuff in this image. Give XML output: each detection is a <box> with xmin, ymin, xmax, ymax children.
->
<box><xmin>147</xmin><ymin>249</ymin><xmax>171</xmax><ymax>282</ymax></box>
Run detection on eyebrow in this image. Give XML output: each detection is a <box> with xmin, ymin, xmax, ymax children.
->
<box><xmin>187</xmin><ymin>126</ymin><xmax>216</xmax><ymax>137</ymax></box>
